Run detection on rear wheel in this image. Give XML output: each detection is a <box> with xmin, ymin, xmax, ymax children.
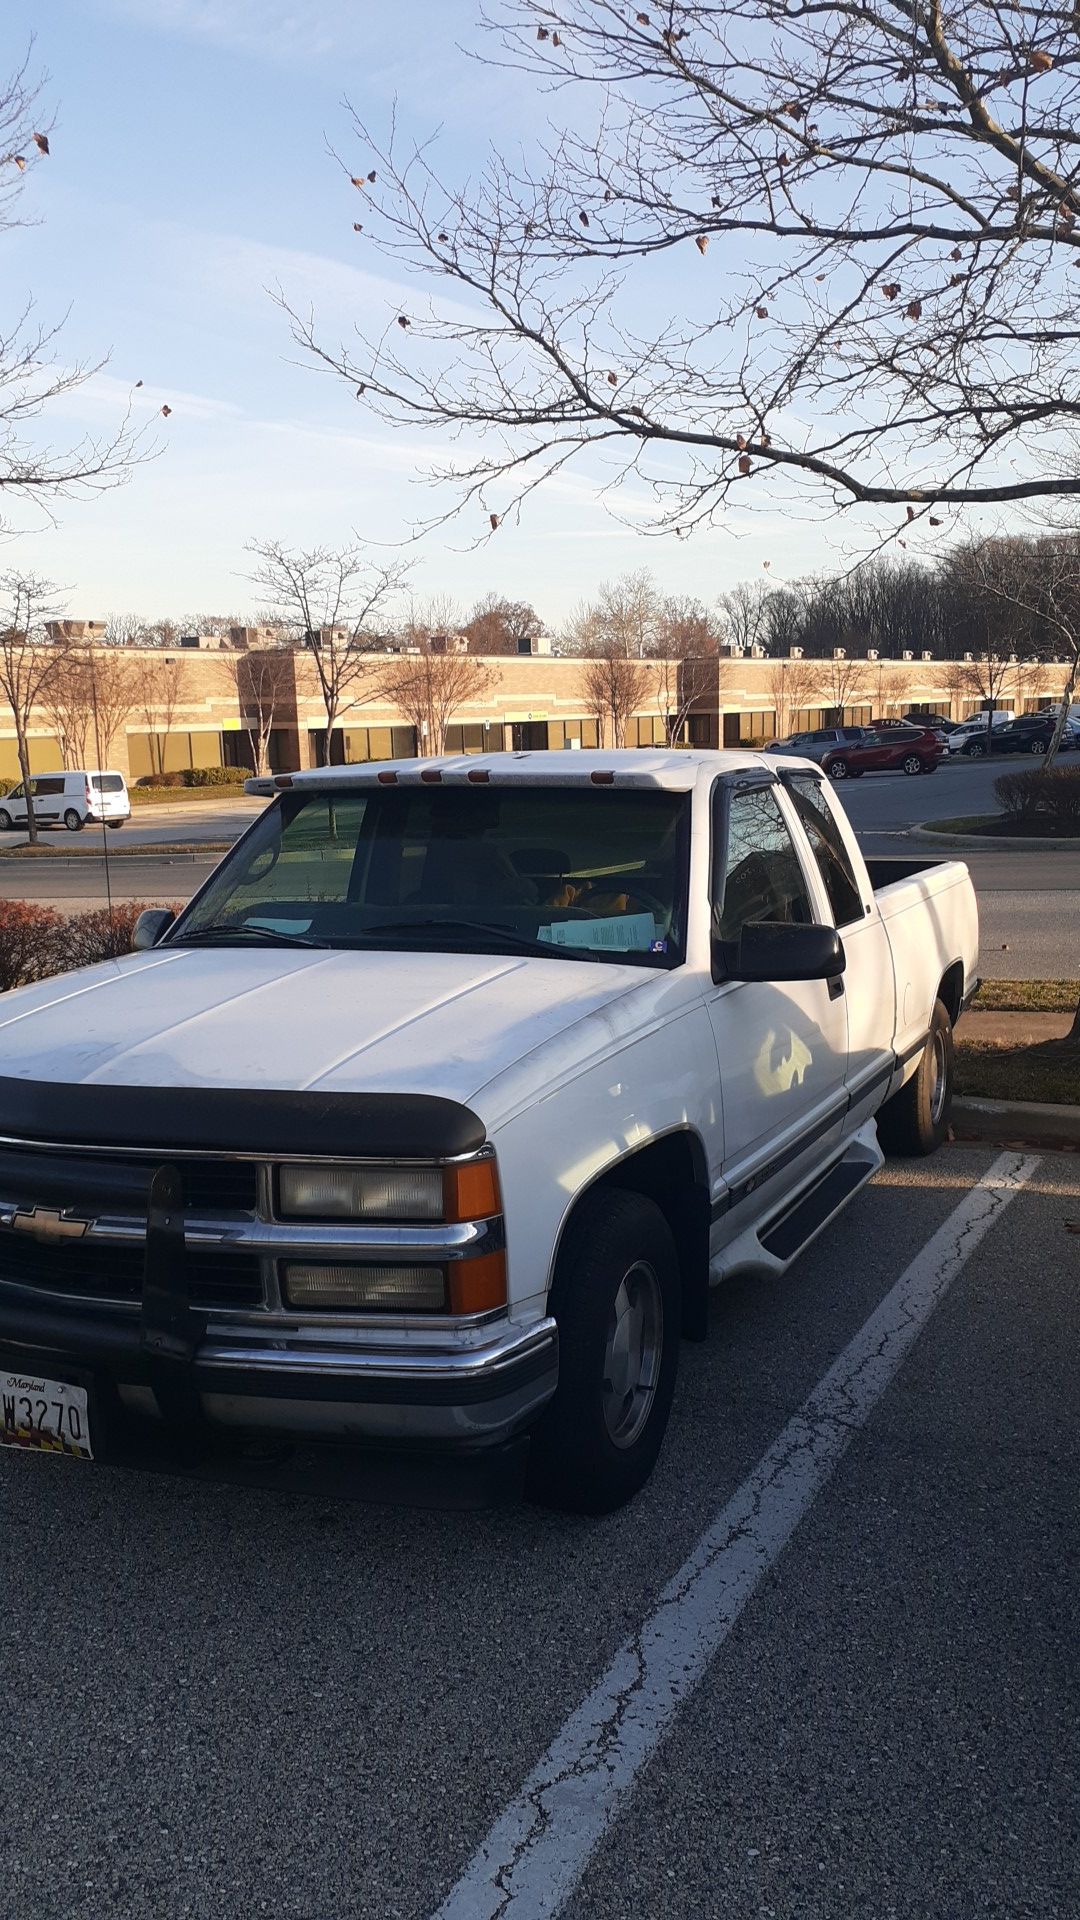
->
<box><xmin>902</xmin><ymin>754</ymin><xmax>923</xmax><ymax>775</ymax></box>
<box><xmin>1030</xmin><ymin>738</ymin><xmax>1047</xmax><ymax>755</ymax></box>
<box><xmin>527</xmin><ymin>1188</ymin><xmax>681</xmax><ymax>1514</ymax></box>
<box><xmin>877</xmin><ymin>998</ymin><xmax>954</xmax><ymax>1157</ymax></box>
<box><xmin>966</xmin><ymin>739</ymin><xmax>986</xmax><ymax>758</ymax></box>
<box><xmin>63</xmin><ymin>809</ymin><xmax>83</xmax><ymax>831</ymax></box>
<box><xmin>0</xmin><ymin>808</ymin><xmax>11</xmax><ymax>832</ymax></box>
<box><xmin>825</xmin><ymin>758</ymin><xmax>848</xmax><ymax>778</ymax></box>
<box><xmin>106</xmin><ymin>820</ymin><xmax>124</xmax><ymax>830</ymax></box>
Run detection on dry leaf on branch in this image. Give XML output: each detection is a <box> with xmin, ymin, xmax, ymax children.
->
<box><xmin>881</xmin><ymin>282</ymin><xmax>900</xmax><ymax>299</ymax></box>
<box><xmin>695</xmin><ymin>234</ymin><xmax>709</xmax><ymax>255</ymax></box>
<box><xmin>755</xmin><ymin>305</ymin><xmax>768</xmax><ymax>319</ymax></box>
<box><xmin>437</xmin><ymin>232</ymin><xmax>449</xmax><ymax>243</ymax></box>
<box><xmin>781</xmin><ymin>101</ymin><xmax>803</xmax><ymax>120</ymax></box>
<box><xmin>33</xmin><ymin>132</ymin><xmax>49</xmax><ymax>155</ymax></box>
<box><xmin>537</xmin><ymin>24</ymin><xmax>549</xmax><ymax>39</ymax></box>
<box><xmin>738</xmin><ymin>454</ymin><xmax>751</xmax><ymax>475</ymax></box>
<box><xmin>905</xmin><ymin>298</ymin><xmax>923</xmax><ymax>320</ymax></box>
<box><xmin>12</xmin><ymin>155</ymin><xmax>25</xmax><ymax>171</ymax></box>
<box><xmin>134</xmin><ymin>379</ymin><xmax>143</xmax><ymax>388</ymax></box>
<box><xmin>929</xmin><ymin>515</ymin><xmax>942</xmax><ymax>526</ymax></box>
<box><xmin>606</xmin><ymin>371</ymin><xmax>618</xmax><ymax>386</ymax></box>
<box><xmin>367</xmin><ymin>170</ymin><xmax>376</xmax><ymax>183</ymax></box>
<box><xmin>761</xmin><ymin>432</ymin><xmax>771</xmax><ymax>447</ymax></box>
<box><xmin>350</xmin><ymin>175</ymin><xmax>364</xmax><ymax>188</ymax></box>
<box><xmin>489</xmin><ymin>513</ymin><xmax>500</xmax><ymax>531</ymax></box>
<box><xmin>353</xmin><ymin>223</ymin><xmax>363</xmax><ymax>233</ymax></box>
<box><xmin>579</xmin><ymin>210</ymin><xmax>590</xmax><ymax>227</ymax></box>
<box><xmin>906</xmin><ymin>504</ymin><xmax>915</xmax><ymax>522</ymax></box>
<box><xmin>397</xmin><ymin>315</ymin><xmax>410</xmax><ymax>329</ymax></box>
<box><xmin>161</xmin><ymin>404</ymin><xmax>172</xmax><ymax>418</ymax></box>
<box><xmin>763</xmin><ymin>560</ymin><xmax>771</xmax><ymax>569</ymax></box>
<box><xmin>950</xmin><ymin>245</ymin><xmax>963</xmax><ymax>260</ymax></box>
<box><xmin>356</xmin><ymin>384</ymin><xmax>366</xmax><ymax>397</ymax></box>
<box><xmin>736</xmin><ymin>433</ymin><xmax>746</xmax><ymax>449</ymax></box>
<box><xmin>1028</xmin><ymin>49</ymin><xmax>1053</xmax><ymax>73</ymax></box>
<box><xmin>552</xmin><ymin>30</ymin><xmax>561</xmax><ymax>45</ymax></box>
<box><xmin>636</xmin><ymin>11</ymin><xmax>650</xmax><ymax>23</ymax></box>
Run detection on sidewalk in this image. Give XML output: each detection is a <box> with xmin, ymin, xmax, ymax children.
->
<box><xmin>961</xmin><ymin>1009</ymin><xmax>1076</xmax><ymax>1045</ymax></box>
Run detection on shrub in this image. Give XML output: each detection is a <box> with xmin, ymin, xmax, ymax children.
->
<box><xmin>184</xmin><ymin>765</ymin><xmax>253</xmax><ymax>787</ymax></box>
<box><xmin>0</xmin><ymin>901</ymin><xmax>61</xmax><ymax>992</ymax></box>
<box><xmin>994</xmin><ymin>766</ymin><xmax>1080</xmax><ymax>827</ymax></box>
<box><xmin>58</xmin><ymin>902</ymin><xmax>180</xmax><ymax>970</ymax></box>
<box><xmin>136</xmin><ymin>769</ymin><xmax>187</xmax><ymax>788</ymax></box>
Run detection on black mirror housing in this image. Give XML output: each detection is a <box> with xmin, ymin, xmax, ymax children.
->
<box><xmin>713</xmin><ymin>921</ymin><xmax>845</xmax><ymax>985</ymax></box>
<box><xmin>132</xmin><ymin>908</ymin><xmax>176</xmax><ymax>952</ymax></box>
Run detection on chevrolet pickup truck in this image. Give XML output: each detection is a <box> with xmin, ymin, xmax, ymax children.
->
<box><xmin>0</xmin><ymin>750</ymin><xmax>978</xmax><ymax>1511</ymax></box>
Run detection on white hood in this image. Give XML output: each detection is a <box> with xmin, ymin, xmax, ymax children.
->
<box><xmin>0</xmin><ymin>947</ymin><xmax>655</xmax><ymax>1117</ymax></box>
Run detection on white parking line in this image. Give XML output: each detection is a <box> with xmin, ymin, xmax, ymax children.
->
<box><xmin>434</xmin><ymin>1151</ymin><xmax>1038</xmax><ymax>1920</ymax></box>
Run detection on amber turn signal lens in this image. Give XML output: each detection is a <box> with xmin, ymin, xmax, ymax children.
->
<box><xmin>443</xmin><ymin>1158</ymin><xmax>501</xmax><ymax>1222</ymax></box>
<box><xmin>448</xmin><ymin>1250</ymin><xmax>507</xmax><ymax>1315</ymax></box>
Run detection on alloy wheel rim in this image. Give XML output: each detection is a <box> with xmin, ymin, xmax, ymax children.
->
<box><xmin>602</xmin><ymin>1261</ymin><xmax>663</xmax><ymax>1450</ymax></box>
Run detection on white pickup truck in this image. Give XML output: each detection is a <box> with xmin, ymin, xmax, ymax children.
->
<box><xmin>0</xmin><ymin>750</ymin><xmax>977</xmax><ymax>1510</ymax></box>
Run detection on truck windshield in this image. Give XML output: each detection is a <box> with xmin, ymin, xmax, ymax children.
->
<box><xmin>170</xmin><ymin>784</ymin><xmax>691</xmax><ymax>968</ymax></box>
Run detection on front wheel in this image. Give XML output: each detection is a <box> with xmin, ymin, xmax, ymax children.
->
<box><xmin>0</xmin><ymin>809</ymin><xmax>12</xmax><ymax>832</ymax></box>
<box><xmin>63</xmin><ymin>809</ymin><xmax>83</xmax><ymax>831</ymax></box>
<box><xmin>106</xmin><ymin>820</ymin><xmax>124</xmax><ymax>830</ymax></box>
<box><xmin>1030</xmin><ymin>738</ymin><xmax>1047</xmax><ymax>755</ymax></box>
<box><xmin>877</xmin><ymin>997</ymin><xmax>955</xmax><ymax>1157</ymax></box>
<box><xmin>527</xmin><ymin>1188</ymin><xmax>681</xmax><ymax>1514</ymax></box>
<box><xmin>966</xmin><ymin>739</ymin><xmax>986</xmax><ymax>758</ymax></box>
<box><xmin>825</xmin><ymin>758</ymin><xmax>848</xmax><ymax>779</ymax></box>
<box><xmin>902</xmin><ymin>754</ymin><xmax>923</xmax><ymax>775</ymax></box>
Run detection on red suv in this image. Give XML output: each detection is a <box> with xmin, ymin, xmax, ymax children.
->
<box><xmin>823</xmin><ymin>724</ymin><xmax>944</xmax><ymax>779</ymax></box>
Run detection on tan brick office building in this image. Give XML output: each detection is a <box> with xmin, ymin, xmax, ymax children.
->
<box><xmin>0</xmin><ymin>628</ymin><xmax>1068</xmax><ymax>784</ymax></box>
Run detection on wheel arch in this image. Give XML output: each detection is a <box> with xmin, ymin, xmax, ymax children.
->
<box><xmin>937</xmin><ymin>959</ymin><xmax>965</xmax><ymax>1027</ymax></box>
<box><xmin>548</xmin><ymin>1127</ymin><xmax>712</xmax><ymax>1344</ymax></box>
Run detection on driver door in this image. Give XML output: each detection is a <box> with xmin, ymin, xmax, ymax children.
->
<box><xmin>707</xmin><ymin>781</ymin><xmax>848</xmax><ymax>1237</ymax></box>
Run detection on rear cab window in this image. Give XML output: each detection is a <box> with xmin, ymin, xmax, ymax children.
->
<box><xmin>710</xmin><ymin>784</ymin><xmax>815</xmax><ymax>948</ymax></box>
<box><xmin>783</xmin><ymin>774</ymin><xmax>866</xmax><ymax>927</ymax></box>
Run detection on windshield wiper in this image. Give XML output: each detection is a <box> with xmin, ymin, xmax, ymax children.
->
<box><xmin>356</xmin><ymin>918</ymin><xmax>602</xmax><ymax>961</ymax></box>
<box><xmin>170</xmin><ymin>922</ymin><xmax>328</xmax><ymax>950</ymax></box>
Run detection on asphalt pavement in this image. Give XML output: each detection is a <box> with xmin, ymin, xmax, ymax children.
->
<box><xmin>2</xmin><ymin>1145</ymin><xmax>1077</xmax><ymax>1920</ymax></box>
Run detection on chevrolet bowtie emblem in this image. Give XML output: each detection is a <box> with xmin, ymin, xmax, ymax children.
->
<box><xmin>10</xmin><ymin>1206</ymin><xmax>93</xmax><ymax>1243</ymax></box>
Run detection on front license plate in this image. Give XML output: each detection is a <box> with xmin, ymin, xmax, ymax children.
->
<box><xmin>0</xmin><ymin>1371</ymin><xmax>93</xmax><ymax>1460</ymax></box>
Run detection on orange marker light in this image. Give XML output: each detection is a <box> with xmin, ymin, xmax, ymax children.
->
<box><xmin>448</xmin><ymin>1250</ymin><xmax>507</xmax><ymax>1316</ymax></box>
<box><xmin>443</xmin><ymin>1158</ymin><xmax>501</xmax><ymax>1223</ymax></box>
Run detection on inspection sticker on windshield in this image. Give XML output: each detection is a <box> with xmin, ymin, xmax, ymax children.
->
<box><xmin>0</xmin><ymin>1371</ymin><xmax>93</xmax><ymax>1460</ymax></box>
<box><xmin>538</xmin><ymin>913</ymin><xmax>657</xmax><ymax>952</ymax></box>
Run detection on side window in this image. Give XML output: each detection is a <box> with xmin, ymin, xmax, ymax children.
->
<box><xmin>785</xmin><ymin>775</ymin><xmax>864</xmax><ymax>927</ymax></box>
<box><xmin>8</xmin><ymin>783</ymin><xmax>25</xmax><ymax>799</ymax></box>
<box><xmin>33</xmin><ymin>777</ymin><xmax>65</xmax><ymax>797</ymax></box>
<box><xmin>712</xmin><ymin>787</ymin><xmax>814</xmax><ymax>943</ymax></box>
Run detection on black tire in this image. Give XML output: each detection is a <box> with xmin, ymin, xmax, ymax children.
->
<box><xmin>106</xmin><ymin>820</ymin><xmax>124</xmax><ymax>830</ymax></box>
<box><xmin>877</xmin><ymin>998</ymin><xmax>955</xmax><ymax>1157</ymax></box>
<box><xmin>902</xmin><ymin>754</ymin><xmax>923</xmax><ymax>775</ymax></box>
<box><xmin>965</xmin><ymin>739</ymin><xmax>986</xmax><ymax>757</ymax></box>
<box><xmin>1030</xmin><ymin>738</ymin><xmax>1047</xmax><ymax>755</ymax></box>
<box><xmin>527</xmin><ymin>1188</ymin><xmax>681</xmax><ymax>1514</ymax></box>
<box><xmin>825</xmin><ymin>758</ymin><xmax>848</xmax><ymax>778</ymax></box>
<box><xmin>0</xmin><ymin>809</ymin><xmax>11</xmax><ymax>832</ymax></box>
<box><xmin>63</xmin><ymin>809</ymin><xmax>83</xmax><ymax>831</ymax></box>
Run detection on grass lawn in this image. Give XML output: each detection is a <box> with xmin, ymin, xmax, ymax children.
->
<box><xmin>923</xmin><ymin>813</ymin><xmax>1080</xmax><ymax>838</ymax></box>
<box><xmin>971</xmin><ymin>978</ymin><xmax>1080</xmax><ymax>1012</ymax></box>
<box><xmin>956</xmin><ymin>1038</ymin><xmax>1080</xmax><ymax>1106</ymax></box>
<box><xmin>130</xmin><ymin>785</ymin><xmax>254</xmax><ymax>806</ymax></box>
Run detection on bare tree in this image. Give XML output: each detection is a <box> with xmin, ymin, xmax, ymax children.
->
<box><xmin>595</xmin><ymin>570</ymin><xmax>662</xmax><ymax>658</ymax></box>
<box><xmin>292</xmin><ymin>6</ymin><xmax>1080</xmax><ymax>536</ymax></box>
<box><xmin>819</xmin><ymin>655</ymin><xmax>871</xmax><ymax>721</ymax></box>
<box><xmin>719</xmin><ymin>581</ymin><xmax>772</xmax><ymax>655</ymax></box>
<box><xmin>41</xmin><ymin>647</ymin><xmax>91</xmax><ymax>768</ymax></box>
<box><xmin>958</xmin><ymin>534</ymin><xmax>1080</xmax><ymax>765</ymax></box>
<box><xmin>373</xmin><ymin>644</ymin><xmax>493</xmax><ymax>756</ymax></box>
<box><xmin>85</xmin><ymin>648</ymin><xmax>142</xmax><ymax>766</ymax></box>
<box><xmin>103</xmin><ymin>612</ymin><xmax>151</xmax><ymax>647</ymax></box>
<box><xmin>137</xmin><ymin>656</ymin><xmax>187</xmax><ymax>779</ymax></box>
<box><xmin>560</xmin><ymin>598</ymin><xmax>602</xmax><ymax>655</ymax></box>
<box><xmin>0</xmin><ymin>53</ymin><xmax>144</xmax><ymax>521</ymax></box>
<box><xmin>463</xmin><ymin>593</ymin><xmax>544</xmax><ymax>655</ymax></box>
<box><xmin>0</xmin><ymin>573</ymin><xmax>62</xmax><ymax>842</ymax></box>
<box><xmin>221</xmin><ymin>645</ymin><xmax>296</xmax><ymax>776</ymax></box>
<box><xmin>763</xmin><ymin>657</ymin><xmax>821</xmax><ymax>740</ymax></box>
<box><xmin>654</xmin><ymin>595</ymin><xmax>722</xmax><ymax>744</ymax></box>
<box><xmin>248</xmin><ymin>541</ymin><xmax>409</xmax><ymax>760</ymax></box>
<box><xmin>579</xmin><ymin>642</ymin><xmax>649</xmax><ymax>747</ymax></box>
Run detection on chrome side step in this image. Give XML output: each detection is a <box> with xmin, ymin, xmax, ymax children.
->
<box><xmin>759</xmin><ymin>1140</ymin><xmax>879</xmax><ymax>1263</ymax></box>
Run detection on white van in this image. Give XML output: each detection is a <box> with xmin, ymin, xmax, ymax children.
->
<box><xmin>0</xmin><ymin>770</ymin><xmax>131</xmax><ymax>833</ymax></box>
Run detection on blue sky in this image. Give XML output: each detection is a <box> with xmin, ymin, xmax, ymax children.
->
<box><xmin>4</xmin><ymin>0</ymin><xmax>879</xmax><ymax>626</ymax></box>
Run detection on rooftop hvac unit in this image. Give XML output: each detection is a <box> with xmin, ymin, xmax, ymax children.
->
<box><xmin>750</xmin><ymin>645</ymin><xmax>766</xmax><ymax>658</ymax></box>
<box><xmin>921</xmin><ymin>651</ymin><xmax>933</xmax><ymax>661</ymax></box>
<box><xmin>902</xmin><ymin>650</ymin><xmax>914</xmax><ymax>661</ymax></box>
<box><xmin>832</xmin><ymin>647</ymin><xmax>846</xmax><ymax>659</ymax></box>
<box><xmin>789</xmin><ymin>647</ymin><xmax>804</xmax><ymax>659</ymax></box>
<box><xmin>963</xmin><ymin>651</ymin><xmax>973</xmax><ymax>662</ymax></box>
<box><xmin>866</xmin><ymin>648</ymin><xmax>879</xmax><ymax>661</ymax></box>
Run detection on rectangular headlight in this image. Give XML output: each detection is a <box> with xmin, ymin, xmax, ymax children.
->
<box><xmin>278</xmin><ymin>1164</ymin><xmax>444</xmax><ymax>1220</ymax></box>
<box><xmin>283</xmin><ymin>1264</ymin><xmax>447</xmax><ymax>1311</ymax></box>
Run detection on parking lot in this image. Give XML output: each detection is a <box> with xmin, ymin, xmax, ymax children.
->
<box><xmin>4</xmin><ymin>1144</ymin><xmax>1077</xmax><ymax>1920</ymax></box>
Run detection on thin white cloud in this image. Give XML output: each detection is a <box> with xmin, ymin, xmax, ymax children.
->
<box><xmin>98</xmin><ymin>1</ymin><xmax>365</xmax><ymax>67</ymax></box>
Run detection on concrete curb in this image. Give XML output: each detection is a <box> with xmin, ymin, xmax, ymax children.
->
<box><xmin>0</xmin><ymin>845</ymin><xmax>229</xmax><ymax>862</ymax></box>
<box><xmin>910</xmin><ymin>821</ymin><xmax>1080</xmax><ymax>851</ymax></box>
<box><xmin>952</xmin><ymin>1096</ymin><xmax>1080</xmax><ymax>1148</ymax></box>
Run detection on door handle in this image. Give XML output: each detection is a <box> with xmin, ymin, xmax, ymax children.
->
<box><xmin>827</xmin><ymin>973</ymin><xmax>845</xmax><ymax>1000</ymax></box>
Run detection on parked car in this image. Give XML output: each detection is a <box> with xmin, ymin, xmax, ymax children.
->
<box><xmin>765</xmin><ymin>726</ymin><xmax>866</xmax><ymax>765</ymax></box>
<box><xmin>822</xmin><ymin>724</ymin><xmax>944</xmax><ymax>778</ymax></box>
<box><xmin>944</xmin><ymin>711</ymin><xmax>1015</xmax><ymax>753</ymax></box>
<box><xmin>0</xmin><ymin>769</ymin><xmax>130</xmax><ymax>833</ymax></box>
<box><xmin>901</xmin><ymin>714</ymin><xmax>956</xmax><ymax>745</ymax></box>
<box><xmin>966</xmin><ymin>714</ymin><xmax>1077</xmax><ymax>757</ymax></box>
<box><xmin>0</xmin><ymin>749</ymin><xmax>978</xmax><ymax>1512</ymax></box>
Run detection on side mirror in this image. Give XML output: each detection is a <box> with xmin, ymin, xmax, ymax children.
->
<box><xmin>713</xmin><ymin>921</ymin><xmax>845</xmax><ymax>984</ymax></box>
<box><xmin>132</xmin><ymin>908</ymin><xmax>175</xmax><ymax>952</ymax></box>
